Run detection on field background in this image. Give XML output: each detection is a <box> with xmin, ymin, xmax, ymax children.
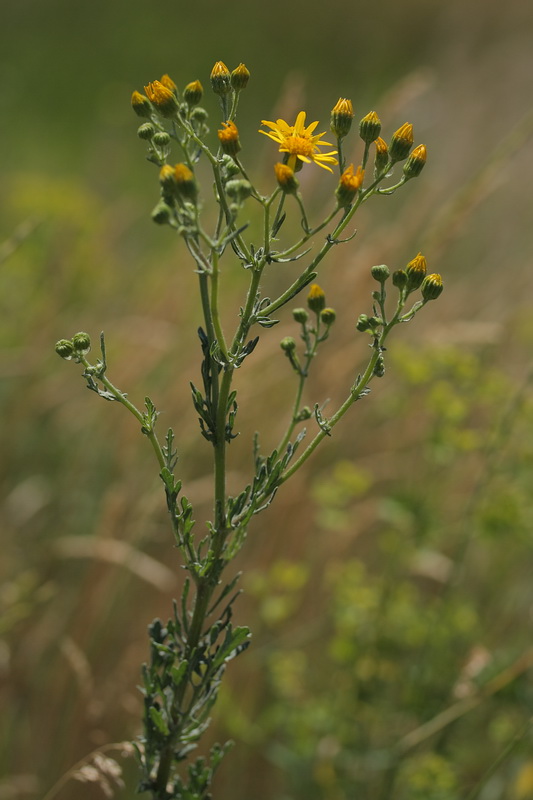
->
<box><xmin>2</xmin><ymin>0</ymin><xmax>533</xmax><ymax>798</ymax></box>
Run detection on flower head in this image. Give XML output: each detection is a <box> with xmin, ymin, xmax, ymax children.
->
<box><xmin>259</xmin><ymin>111</ymin><xmax>338</xmax><ymax>172</ymax></box>
<box><xmin>336</xmin><ymin>163</ymin><xmax>364</xmax><ymax>206</ymax></box>
<box><xmin>144</xmin><ymin>80</ymin><xmax>178</xmax><ymax>117</ymax></box>
<box><xmin>218</xmin><ymin>120</ymin><xmax>241</xmax><ymax>156</ymax></box>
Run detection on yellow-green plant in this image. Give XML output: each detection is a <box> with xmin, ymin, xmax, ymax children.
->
<box><xmin>55</xmin><ymin>60</ymin><xmax>443</xmax><ymax>799</ymax></box>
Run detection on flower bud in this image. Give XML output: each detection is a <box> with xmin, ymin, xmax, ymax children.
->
<box><xmin>225</xmin><ymin>179</ymin><xmax>252</xmax><ymax>202</ymax></box>
<box><xmin>330</xmin><ymin>98</ymin><xmax>354</xmax><ymax>139</ymax></box>
<box><xmin>320</xmin><ymin>308</ymin><xmax>336</xmax><ymax>326</ymax></box>
<box><xmin>373</xmin><ymin>354</ymin><xmax>385</xmax><ymax>377</ymax></box>
<box><xmin>210</xmin><ymin>61</ymin><xmax>231</xmax><ymax>96</ymax></box>
<box><xmin>160</xmin><ymin>74</ymin><xmax>178</xmax><ymax>94</ymax></box>
<box><xmin>292</xmin><ymin>308</ymin><xmax>309</xmax><ymax>324</ymax></box>
<box><xmin>389</xmin><ymin>122</ymin><xmax>414</xmax><ymax>162</ymax></box>
<box><xmin>359</xmin><ymin>111</ymin><xmax>382</xmax><ymax>144</ymax></box>
<box><xmin>72</xmin><ymin>331</ymin><xmax>91</xmax><ymax>355</ymax></box>
<box><xmin>153</xmin><ymin>131</ymin><xmax>170</xmax><ymax>148</ymax></box>
<box><xmin>421</xmin><ymin>273</ymin><xmax>443</xmax><ymax>301</ymax></box>
<box><xmin>405</xmin><ymin>252</ymin><xmax>427</xmax><ymax>292</ymax></box>
<box><xmin>335</xmin><ymin>164</ymin><xmax>364</xmax><ymax>207</ymax></box>
<box><xmin>137</xmin><ymin>122</ymin><xmax>155</xmax><ymax>140</ymax></box>
<box><xmin>374</xmin><ymin>136</ymin><xmax>389</xmax><ymax>175</ymax></box>
<box><xmin>55</xmin><ymin>339</ymin><xmax>75</xmax><ymax>360</ymax></box>
<box><xmin>184</xmin><ymin>80</ymin><xmax>203</xmax><ymax>107</ymax></box>
<box><xmin>307</xmin><ymin>284</ymin><xmax>326</xmax><ymax>313</ymax></box>
<box><xmin>217</xmin><ymin>121</ymin><xmax>241</xmax><ymax>156</ymax></box>
<box><xmin>190</xmin><ymin>107</ymin><xmax>208</xmax><ymax>124</ymax></box>
<box><xmin>403</xmin><ymin>144</ymin><xmax>427</xmax><ymax>179</ymax></box>
<box><xmin>231</xmin><ymin>63</ymin><xmax>250</xmax><ymax>90</ymax></box>
<box><xmin>144</xmin><ymin>80</ymin><xmax>179</xmax><ymax>117</ymax></box>
<box><xmin>371</xmin><ymin>264</ymin><xmax>390</xmax><ymax>283</ymax></box>
<box><xmin>274</xmin><ymin>163</ymin><xmax>299</xmax><ymax>194</ymax></box>
<box><xmin>131</xmin><ymin>91</ymin><xmax>152</xmax><ymax>118</ymax></box>
<box><xmin>280</xmin><ymin>336</ymin><xmax>296</xmax><ymax>353</ymax></box>
<box><xmin>151</xmin><ymin>200</ymin><xmax>174</xmax><ymax>225</ymax></box>
<box><xmin>356</xmin><ymin>314</ymin><xmax>371</xmax><ymax>332</ymax></box>
<box><xmin>159</xmin><ymin>164</ymin><xmax>176</xmax><ymax>191</ymax></box>
<box><xmin>392</xmin><ymin>270</ymin><xmax>408</xmax><ymax>290</ymax></box>
<box><xmin>174</xmin><ymin>163</ymin><xmax>197</xmax><ymax>201</ymax></box>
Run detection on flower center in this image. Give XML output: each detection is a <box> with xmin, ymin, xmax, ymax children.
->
<box><xmin>285</xmin><ymin>135</ymin><xmax>314</xmax><ymax>157</ymax></box>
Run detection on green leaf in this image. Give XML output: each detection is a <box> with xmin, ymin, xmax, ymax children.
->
<box><xmin>149</xmin><ymin>706</ymin><xmax>170</xmax><ymax>736</ymax></box>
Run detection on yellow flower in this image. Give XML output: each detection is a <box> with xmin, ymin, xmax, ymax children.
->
<box><xmin>259</xmin><ymin>111</ymin><xmax>338</xmax><ymax>172</ymax></box>
<box><xmin>335</xmin><ymin>164</ymin><xmax>364</xmax><ymax>206</ymax></box>
<box><xmin>217</xmin><ymin>120</ymin><xmax>241</xmax><ymax>155</ymax></box>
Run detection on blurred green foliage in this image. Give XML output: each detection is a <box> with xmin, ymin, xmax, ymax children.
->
<box><xmin>2</xmin><ymin>0</ymin><xmax>533</xmax><ymax>797</ymax></box>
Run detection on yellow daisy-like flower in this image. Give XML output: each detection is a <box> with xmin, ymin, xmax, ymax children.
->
<box><xmin>259</xmin><ymin>111</ymin><xmax>338</xmax><ymax>172</ymax></box>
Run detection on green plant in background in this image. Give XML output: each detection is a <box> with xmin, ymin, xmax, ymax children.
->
<box><xmin>55</xmin><ymin>60</ymin><xmax>442</xmax><ymax>798</ymax></box>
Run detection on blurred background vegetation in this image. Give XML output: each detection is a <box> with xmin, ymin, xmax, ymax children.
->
<box><xmin>2</xmin><ymin>0</ymin><xmax>533</xmax><ymax>798</ymax></box>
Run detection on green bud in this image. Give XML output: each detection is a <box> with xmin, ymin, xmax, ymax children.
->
<box><xmin>307</xmin><ymin>284</ymin><xmax>326</xmax><ymax>314</ymax></box>
<box><xmin>231</xmin><ymin>63</ymin><xmax>250</xmax><ymax>90</ymax></box>
<box><xmin>151</xmin><ymin>200</ymin><xmax>174</xmax><ymax>225</ymax></box>
<box><xmin>55</xmin><ymin>339</ymin><xmax>75</xmax><ymax>360</ymax></box>
<box><xmin>371</xmin><ymin>264</ymin><xmax>390</xmax><ymax>283</ymax></box>
<box><xmin>403</xmin><ymin>144</ymin><xmax>427</xmax><ymax>179</ymax></box>
<box><xmin>356</xmin><ymin>314</ymin><xmax>371</xmax><ymax>332</ymax></box>
<box><xmin>392</xmin><ymin>269</ymin><xmax>408</xmax><ymax>290</ymax></box>
<box><xmin>330</xmin><ymin>98</ymin><xmax>354</xmax><ymax>139</ymax></box>
<box><xmin>359</xmin><ymin>111</ymin><xmax>382</xmax><ymax>144</ymax></box>
<box><xmin>131</xmin><ymin>91</ymin><xmax>151</xmax><ymax>118</ymax></box>
<box><xmin>421</xmin><ymin>273</ymin><xmax>444</xmax><ymax>301</ymax></box>
<box><xmin>280</xmin><ymin>336</ymin><xmax>296</xmax><ymax>353</ymax></box>
<box><xmin>137</xmin><ymin>123</ymin><xmax>155</xmax><ymax>140</ymax></box>
<box><xmin>153</xmin><ymin>131</ymin><xmax>170</xmax><ymax>148</ymax></box>
<box><xmin>405</xmin><ymin>253</ymin><xmax>427</xmax><ymax>292</ymax></box>
<box><xmin>184</xmin><ymin>80</ymin><xmax>203</xmax><ymax>106</ymax></box>
<box><xmin>224</xmin><ymin>179</ymin><xmax>252</xmax><ymax>202</ymax></box>
<box><xmin>292</xmin><ymin>308</ymin><xmax>309</xmax><ymax>324</ymax></box>
<box><xmin>72</xmin><ymin>331</ymin><xmax>91</xmax><ymax>354</ymax></box>
<box><xmin>190</xmin><ymin>107</ymin><xmax>208</xmax><ymax>124</ymax></box>
<box><xmin>320</xmin><ymin>308</ymin><xmax>336</xmax><ymax>326</ymax></box>
<box><xmin>210</xmin><ymin>61</ymin><xmax>232</xmax><ymax>96</ymax></box>
<box><xmin>389</xmin><ymin>123</ymin><xmax>414</xmax><ymax>163</ymax></box>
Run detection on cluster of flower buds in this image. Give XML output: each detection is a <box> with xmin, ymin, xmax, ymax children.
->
<box><xmin>55</xmin><ymin>332</ymin><xmax>91</xmax><ymax>361</ymax></box>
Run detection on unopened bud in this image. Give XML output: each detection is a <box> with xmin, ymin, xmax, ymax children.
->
<box><xmin>184</xmin><ymin>80</ymin><xmax>203</xmax><ymax>107</ymax></box>
<box><xmin>374</xmin><ymin>136</ymin><xmax>389</xmax><ymax>175</ymax></box>
<box><xmin>421</xmin><ymin>273</ymin><xmax>443</xmax><ymax>301</ymax></box>
<box><xmin>359</xmin><ymin>111</ymin><xmax>382</xmax><ymax>144</ymax></box>
<box><xmin>151</xmin><ymin>200</ymin><xmax>174</xmax><ymax>225</ymax></box>
<box><xmin>131</xmin><ymin>91</ymin><xmax>151</xmax><ymax>118</ymax></box>
<box><xmin>153</xmin><ymin>131</ymin><xmax>170</xmax><ymax>148</ymax></box>
<box><xmin>55</xmin><ymin>339</ymin><xmax>75</xmax><ymax>360</ymax></box>
<box><xmin>217</xmin><ymin>121</ymin><xmax>241</xmax><ymax>156</ymax></box>
<box><xmin>336</xmin><ymin>164</ymin><xmax>364</xmax><ymax>207</ymax></box>
<box><xmin>371</xmin><ymin>264</ymin><xmax>390</xmax><ymax>283</ymax></box>
<box><xmin>373</xmin><ymin>354</ymin><xmax>385</xmax><ymax>377</ymax></box>
<box><xmin>274</xmin><ymin>163</ymin><xmax>299</xmax><ymax>194</ymax></box>
<box><xmin>225</xmin><ymin>179</ymin><xmax>252</xmax><ymax>202</ymax></box>
<box><xmin>72</xmin><ymin>331</ymin><xmax>91</xmax><ymax>355</ymax></box>
<box><xmin>403</xmin><ymin>144</ymin><xmax>427</xmax><ymax>179</ymax></box>
<box><xmin>292</xmin><ymin>308</ymin><xmax>309</xmax><ymax>324</ymax></box>
<box><xmin>159</xmin><ymin>164</ymin><xmax>176</xmax><ymax>191</ymax></box>
<box><xmin>231</xmin><ymin>63</ymin><xmax>250</xmax><ymax>90</ymax></box>
<box><xmin>307</xmin><ymin>284</ymin><xmax>326</xmax><ymax>313</ymax></box>
<box><xmin>330</xmin><ymin>98</ymin><xmax>354</xmax><ymax>139</ymax></box>
<box><xmin>210</xmin><ymin>61</ymin><xmax>231</xmax><ymax>96</ymax></box>
<box><xmin>160</xmin><ymin>74</ymin><xmax>178</xmax><ymax>94</ymax></box>
<box><xmin>174</xmin><ymin>164</ymin><xmax>197</xmax><ymax>201</ymax></box>
<box><xmin>356</xmin><ymin>314</ymin><xmax>371</xmax><ymax>332</ymax></box>
<box><xmin>320</xmin><ymin>308</ymin><xmax>336</xmax><ymax>326</ymax></box>
<box><xmin>137</xmin><ymin>123</ymin><xmax>155</xmax><ymax>140</ymax></box>
<box><xmin>144</xmin><ymin>80</ymin><xmax>179</xmax><ymax>117</ymax></box>
<box><xmin>389</xmin><ymin>122</ymin><xmax>414</xmax><ymax>162</ymax></box>
<box><xmin>280</xmin><ymin>336</ymin><xmax>296</xmax><ymax>353</ymax></box>
<box><xmin>392</xmin><ymin>270</ymin><xmax>408</xmax><ymax>290</ymax></box>
<box><xmin>405</xmin><ymin>252</ymin><xmax>427</xmax><ymax>292</ymax></box>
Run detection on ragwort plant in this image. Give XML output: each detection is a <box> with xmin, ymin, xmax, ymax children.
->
<box><xmin>55</xmin><ymin>61</ymin><xmax>443</xmax><ymax>799</ymax></box>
